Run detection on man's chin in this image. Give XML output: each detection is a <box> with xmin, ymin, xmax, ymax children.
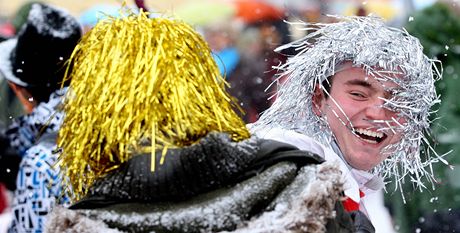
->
<box><xmin>346</xmin><ymin>151</ymin><xmax>382</xmax><ymax>171</ymax></box>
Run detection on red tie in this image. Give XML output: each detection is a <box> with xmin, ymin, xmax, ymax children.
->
<box><xmin>342</xmin><ymin>190</ymin><xmax>365</xmax><ymax>212</ymax></box>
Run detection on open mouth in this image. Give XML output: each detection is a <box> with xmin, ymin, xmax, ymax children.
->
<box><xmin>353</xmin><ymin>128</ymin><xmax>387</xmax><ymax>144</ymax></box>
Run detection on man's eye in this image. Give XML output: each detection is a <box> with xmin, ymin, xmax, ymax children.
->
<box><xmin>350</xmin><ymin>92</ymin><xmax>366</xmax><ymax>98</ymax></box>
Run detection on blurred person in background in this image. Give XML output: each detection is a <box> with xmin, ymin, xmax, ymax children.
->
<box><xmin>227</xmin><ymin>17</ymin><xmax>293</xmax><ymax>123</ymax></box>
<box><xmin>0</xmin><ymin>1</ymin><xmax>44</xmax><ymax>230</ymax></box>
<box><xmin>204</xmin><ymin>19</ymin><xmax>274</xmax><ymax>123</ymax></box>
<box><xmin>192</xmin><ymin>0</ymin><xmax>290</xmax><ymax>123</ymax></box>
<box><xmin>0</xmin><ymin>1</ymin><xmax>43</xmax><ymax>127</ymax></box>
<box><xmin>229</xmin><ymin>25</ymin><xmax>269</xmax><ymax>123</ymax></box>
<box><xmin>0</xmin><ymin>3</ymin><xmax>82</xmax><ymax>232</ymax></box>
<box><xmin>204</xmin><ymin>20</ymin><xmax>241</xmax><ymax>78</ymax></box>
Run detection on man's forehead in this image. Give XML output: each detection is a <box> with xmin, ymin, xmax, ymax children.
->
<box><xmin>333</xmin><ymin>62</ymin><xmax>403</xmax><ymax>88</ymax></box>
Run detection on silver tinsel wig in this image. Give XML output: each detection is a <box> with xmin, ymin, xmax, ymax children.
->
<box><xmin>252</xmin><ymin>16</ymin><xmax>447</xmax><ymax>192</ymax></box>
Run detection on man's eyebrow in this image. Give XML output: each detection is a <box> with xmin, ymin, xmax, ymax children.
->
<box><xmin>344</xmin><ymin>79</ymin><xmax>376</xmax><ymax>90</ymax></box>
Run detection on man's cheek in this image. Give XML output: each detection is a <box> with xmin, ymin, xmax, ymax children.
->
<box><xmin>397</xmin><ymin>116</ymin><xmax>408</xmax><ymax>125</ymax></box>
<box><xmin>389</xmin><ymin>115</ymin><xmax>407</xmax><ymax>132</ymax></box>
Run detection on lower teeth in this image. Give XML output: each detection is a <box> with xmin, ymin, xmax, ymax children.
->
<box><xmin>361</xmin><ymin>138</ymin><xmax>377</xmax><ymax>144</ymax></box>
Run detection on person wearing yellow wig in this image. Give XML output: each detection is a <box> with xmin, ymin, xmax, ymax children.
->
<box><xmin>45</xmin><ymin>10</ymin><xmax>373</xmax><ymax>233</ymax></box>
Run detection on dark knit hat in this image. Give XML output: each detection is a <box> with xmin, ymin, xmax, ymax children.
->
<box><xmin>0</xmin><ymin>3</ymin><xmax>81</xmax><ymax>89</ymax></box>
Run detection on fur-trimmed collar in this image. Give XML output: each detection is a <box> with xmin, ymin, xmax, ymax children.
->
<box><xmin>46</xmin><ymin>161</ymin><xmax>344</xmax><ymax>233</ymax></box>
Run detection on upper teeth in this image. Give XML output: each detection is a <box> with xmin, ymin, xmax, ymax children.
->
<box><xmin>355</xmin><ymin>128</ymin><xmax>383</xmax><ymax>138</ymax></box>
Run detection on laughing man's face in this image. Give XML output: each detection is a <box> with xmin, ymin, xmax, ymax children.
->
<box><xmin>314</xmin><ymin>64</ymin><xmax>405</xmax><ymax>171</ymax></box>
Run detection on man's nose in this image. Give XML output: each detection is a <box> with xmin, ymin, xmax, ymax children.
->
<box><xmin>364</xmin><ymin>98</ymin><xmax>391</xmax><ymax>119</ymax></box>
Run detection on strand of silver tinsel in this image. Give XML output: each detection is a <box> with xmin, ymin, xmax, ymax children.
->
<box><xmin>252</xmin><ymin>15</ymin><xmax>448</xmax><ymax>194</ymax></box>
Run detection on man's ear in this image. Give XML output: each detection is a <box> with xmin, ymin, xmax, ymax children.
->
<box><xmin>312</xmin><ymin>84</ymin><xmax>324</xmax><ymax>116</ymax></box>
<box><xmin>8</xmin><ymin>82</ymin><xmax>36</xmax><ymax>113</ymax></box>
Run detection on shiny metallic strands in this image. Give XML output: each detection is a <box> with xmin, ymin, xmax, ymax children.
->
<box><xmin>252</xmin><ymin>15</ymin><xmax>445</xmax><ymax>193</ymax></box>
<box><xmin>57</xmin><ymin>10</ymin><xmax>249</xmax><ymax>200</ymax></box>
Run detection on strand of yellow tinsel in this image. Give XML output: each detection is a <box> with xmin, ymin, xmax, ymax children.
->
<box><xmin>57</xmin><ymin>10</ymin><xmax>250</xmax><ymax>201</ymax></box>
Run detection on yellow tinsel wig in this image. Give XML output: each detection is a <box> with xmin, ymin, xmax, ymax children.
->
<box><xmin>57</xmin><ymin>11</ymin><xmax>250</xmax><ymax>200</ymax></box>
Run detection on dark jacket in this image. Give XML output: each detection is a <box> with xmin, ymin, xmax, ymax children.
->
<box><xmin>45</xmin><ymin>133</ymin><xmax>373</xmax><ymax>233</ymax></box>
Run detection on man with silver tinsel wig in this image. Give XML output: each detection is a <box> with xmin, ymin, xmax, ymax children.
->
<box><xmin>251</xmin><ymin>15</ymin><xmax>445</xmax><ymax>229</ymax></box>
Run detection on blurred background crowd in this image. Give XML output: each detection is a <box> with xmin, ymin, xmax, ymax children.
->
<box><xmin>1</xmin><ymin>0</ymin><xmax>460</xmax><ymax>232</ymax></box>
